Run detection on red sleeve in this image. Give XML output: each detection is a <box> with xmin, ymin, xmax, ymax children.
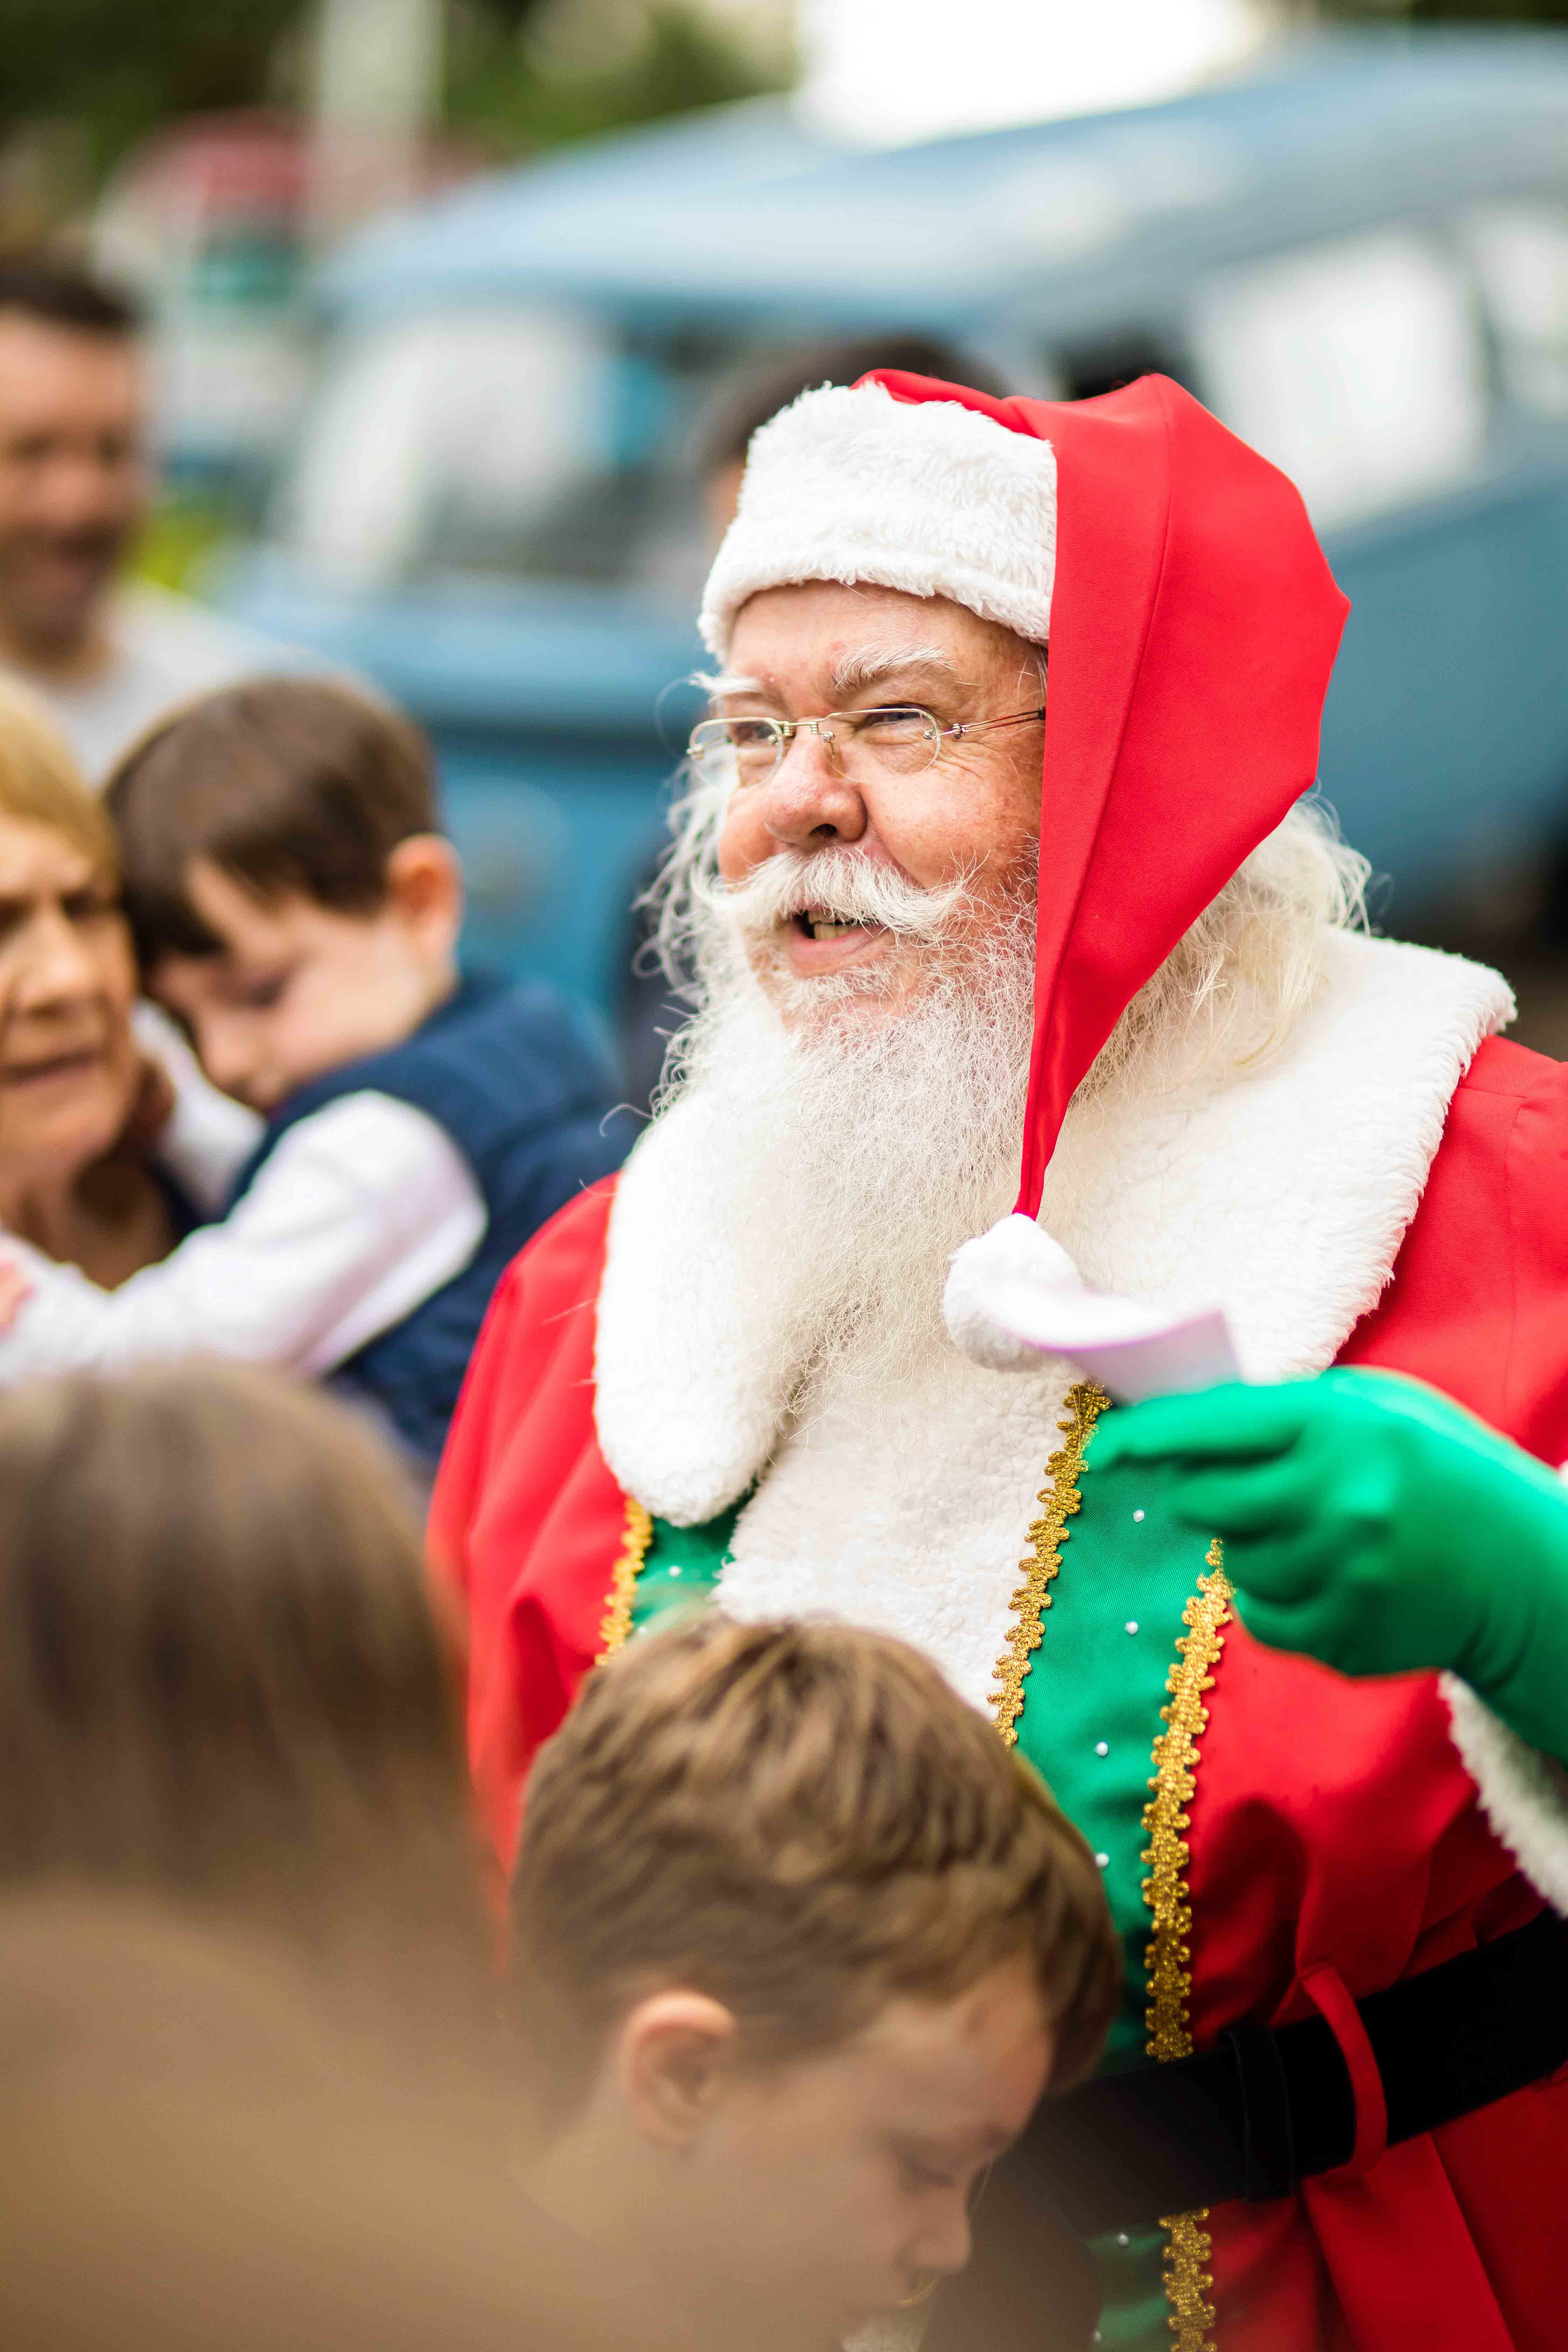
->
<box><xmin>1341</xmin><ymin>1037</ymin><xmax>1568</xmax><ymax>1463</ymax></box>
<box><xmin>430</xmin><ymin>1181</ymin><xmax>615</xmax><ymax>1593</ymax></box>
<box><xmin>430</xmin><ymin>1180</ymin><xmax>622</xmax><ymax>1860</ymax></box>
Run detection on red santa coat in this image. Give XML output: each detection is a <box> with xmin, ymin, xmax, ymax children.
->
<box><xmin>432</xmin><ymin>374</ymin><xmax>1568</xmax><ymax>2347</ymax></box>
<box><xmin>433</xmin><ymin>1046</ymin><xmax>1568</xmax><ymax>2348</ymax></box>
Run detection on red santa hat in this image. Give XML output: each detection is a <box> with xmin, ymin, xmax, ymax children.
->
<box><xmin>701</xmin><ymin>369</ymin><xmax>1350</xmax><ymax>1367</ymax></box>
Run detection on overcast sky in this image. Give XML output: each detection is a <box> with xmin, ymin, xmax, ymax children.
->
<box><xmin>796</xmin><ymin>0</ymin><xmax>1270</xmax><ymax>144</ymax></box>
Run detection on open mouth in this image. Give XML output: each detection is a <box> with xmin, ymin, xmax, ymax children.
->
<box><xmin>790</xmin><ymin>908</ymin><xmax>886</xmax><ymax>943</ymax></box>
<box><xmin>2</xmin><ymin>1047</ymin><xmax>105</xmax><ymax>1087</ymax></box>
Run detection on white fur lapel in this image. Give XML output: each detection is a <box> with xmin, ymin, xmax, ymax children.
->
<box><xmin>594</xmin><ymin>931</ymin><xmax>1513</xmax><ymax>1523</ymax></box>
<box><xmin>1037</xmin><ymin>929</ymin><xmax>1514</xmax><ymax>1382</ymax></box>
<box><xmin>594</xmin><ymin>1092</ymin><xmax>794</xmax><ymax>1524</ymax></box>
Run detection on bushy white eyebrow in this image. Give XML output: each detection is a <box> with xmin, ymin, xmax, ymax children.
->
<box><xmin>694</xmin><ymin>645</ymin><xmax>963</xmax><ymax>714</ymax></box>
<box><xmin>828</xmin><ymin>642</ymin><xmax>961</xmax><ymax>699</ymax></box>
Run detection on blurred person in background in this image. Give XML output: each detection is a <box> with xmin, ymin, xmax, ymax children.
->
<box><xmin>0</xmin><ymin>677</ymin><xmax>250</xmax><ymax>1287</ymax></box>
<box><xmin>439</xmin><ymin>370</ymin><xmax>1568</xmax><ymax>2349</ymax></box>
<box><xmin>0</xmin><ymin>1362</ymin><xmax>492</xmax><ymax>2031</ymax></box>
<box><xmin>0</xmin><ymin>1369</ymin><xmax>763</xmax><ymax>2352</ymax></box>
<box><xmin>622</xmin><ymin>332</ymin><xmax>1006</xmax><ymax>1113</ymax></box>
<box><xmin>0</xmin><ymin>260</ymin><xmax>314</xmax><ymax>782</ymax></box>
<box><xmin>0</xmin><ymin>679</ymin><xmax>634</xmax><ymax>1472</ymax></box>
<box><xmin>511</xmin><ymin>1613</ymin><xmax>1118</xmax><ymax>2351</ymax></box>
<box><xmin>0</xmin><ymin>1894</ymin><xmax>701</xmax><ymax>2352</ymax></box>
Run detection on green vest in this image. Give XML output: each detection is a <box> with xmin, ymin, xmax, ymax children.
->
<box><xmin>628</xmin><ymin>1414</ymin><xmax>1214</xmax><ymax>2348</ymax></box>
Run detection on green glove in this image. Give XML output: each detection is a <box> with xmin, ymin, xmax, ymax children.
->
<box><xmin>1092</xmin><ymin>1367</ymin><xmax>1568</xmax><ymax>1763</ymax></box>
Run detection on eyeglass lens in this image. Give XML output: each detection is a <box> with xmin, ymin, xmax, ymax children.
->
<box><xmin>690</xmin><ymin>706</ymin><xmax>942</xmax><ymax>784</ymax></box>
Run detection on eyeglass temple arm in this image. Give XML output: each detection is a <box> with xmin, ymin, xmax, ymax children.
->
<box><xmin>950</xmin><ymin>704</ymin><xmax>1048</xmax><ymax>741</ymax></box>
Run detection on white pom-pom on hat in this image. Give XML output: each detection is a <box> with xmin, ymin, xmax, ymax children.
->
<box><xmin>943</xmin><ymin>1214</ymin><xmax>1086</xmax><ymax>1371</ymax></box>
<box><xmin>700</xmin><ymin>380</ymin><xmax>1056</xmax><ymax>659</ymax></box>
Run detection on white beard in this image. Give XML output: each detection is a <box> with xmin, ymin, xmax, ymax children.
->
<box><xmin>654</xmin><ymin>867</ymin><xmax>1036</xmax><ymax>1410</ymax></box>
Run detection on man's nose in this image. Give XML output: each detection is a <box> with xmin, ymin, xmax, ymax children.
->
<box><xmin>749</xmin><ymin>726</ymin><xmax>868</xmax><ymax>853</ymax></box>
<box><xmin>34</xmin><ymin>451</ymin><xmax>129</xmax><ymax>525</ymax></box>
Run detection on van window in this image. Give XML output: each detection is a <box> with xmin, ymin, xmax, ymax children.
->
<box><xmin>1186</xmin><ymin>232</ymin><xmax>1489</xmax><ymax>528</ymax></box>
<box><xmin>273</xmin><ymin>304</ymin><xmax>709</xmax><ymax>599</ymax></box>
<box><xmin>1463</xmin><ymin>206</ymin><xmax>1568</xmax><ymax>420</ymax></box>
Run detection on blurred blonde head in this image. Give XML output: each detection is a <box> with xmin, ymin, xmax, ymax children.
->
<box><xmin>0</xmin><ymin>1363</ymin><xmax>488</xmax><ymax>2009</ymax></box>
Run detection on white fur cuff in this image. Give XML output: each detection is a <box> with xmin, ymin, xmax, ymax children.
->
<box><xmin>699</xmin><ymin>380</ymin><xmax>1056</xmax><ymax>657</ymax></box>
<box><xmin>1442</xmin><ymin>1672</ymin><xmax>1568</xmax><ymax>1916</ymax></box>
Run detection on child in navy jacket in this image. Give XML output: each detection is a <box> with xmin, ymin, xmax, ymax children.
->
<box><xmin>0</xmin><ymin>679</ymin><xmax>634</xmax><ymax>1465</ymax></box>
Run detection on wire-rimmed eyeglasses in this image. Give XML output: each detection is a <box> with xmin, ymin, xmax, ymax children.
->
<box><xmin>686</xmin><ymin>701</ymin><xmax>1048</xmax><ymax>788</ymax></box>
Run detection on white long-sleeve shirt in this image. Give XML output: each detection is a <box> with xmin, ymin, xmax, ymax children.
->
<box><xmin>0</xmin><ymin>1080</ymin><xmax>486</xmax><ymax>1386</ymax></box>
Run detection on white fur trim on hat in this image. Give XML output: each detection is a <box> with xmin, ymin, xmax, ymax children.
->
<box><xmin>699</xmin><ymin>380</ymin><xmax>1056</xmax><ymax>658</ymax></box>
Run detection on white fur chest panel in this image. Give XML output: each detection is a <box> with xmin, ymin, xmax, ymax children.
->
<box><xmin>597</xmin><ymin>931</ymin><xmax>1513</xmax><ymax>1526</ymax></box>
<box><xmin>714</xmin><ymin>1353</ymin><xmax>1072</xmax><ymax>1712</ymax></box>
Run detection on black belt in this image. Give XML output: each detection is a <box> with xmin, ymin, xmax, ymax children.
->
<box><xmin>925</xmin><ymin>1911</ymin><xmax>1568</xmax><ymax>2352</ymax></box>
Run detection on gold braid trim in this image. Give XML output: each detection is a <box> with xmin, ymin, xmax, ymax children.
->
<box><xmin>597</xmin><ymin>1496</ymin><xmax>653</xmax><ymax>1661</ymax></box>
<box><xmin>1142</xmin><ymin>1539</ymin><xmax>1233</xmax><ymax>2352</ymax></box>
<box><xmin>989</xmin><ymin>1382</ymin><xmax>1108</xmax><ymax>1747</ymax></box>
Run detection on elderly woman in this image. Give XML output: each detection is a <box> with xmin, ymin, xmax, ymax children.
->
<box><xmin>0</xmin><ymin>682</ymin><xmax>249</xmax><ymax>1287</ymax></box>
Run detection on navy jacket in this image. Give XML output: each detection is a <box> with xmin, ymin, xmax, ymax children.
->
<box><xmin>229</xmin><ymin>973</ymin><xmax>634</xmax><ymax>1465</ymax></box>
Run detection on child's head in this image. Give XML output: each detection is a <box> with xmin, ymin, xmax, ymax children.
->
<box><xmin>512</xmin><ymin>1615</ymin><xmax>1120</xmax><ymax>2342</ymax></box>
<box><xmin>104</xmin><ymin>680</ymin><xmax>461</xmax><ymax>1110</ymax></box>
<box><xmin>0</xmin><ymin>1362</ymin><xmax>486</xmax><ymax>2002</ymax></box>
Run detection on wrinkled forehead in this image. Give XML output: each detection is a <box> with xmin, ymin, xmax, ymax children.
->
<box><xmin>717</xmin><ymin>580</ymin><xmax>1032</xmax><ymax>710</ymax></box>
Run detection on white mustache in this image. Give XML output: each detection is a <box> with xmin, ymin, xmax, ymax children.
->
<box><xmin>712</xmin><ymin>849</ymin><xmax>975</xmax><ymax>945</ymax></box>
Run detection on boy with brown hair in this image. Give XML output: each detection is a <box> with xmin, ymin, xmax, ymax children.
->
<box><xmin>512</xmin><ymin>1613</ymin><xmax>1120</xmax><ymax>2349</ymax></box>
<box><xmin>0</xmin><ymin>679</ymin><xmax>632</xmax><ymax>1465</ymax></box>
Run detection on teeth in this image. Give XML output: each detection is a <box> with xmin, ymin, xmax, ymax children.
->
<box><xmin>805</xmin><ymin>916</ymin><xmax>863</xmax><ymax>940</ymax></box>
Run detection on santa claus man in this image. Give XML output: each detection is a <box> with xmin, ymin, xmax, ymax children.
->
<box><xmin>434</xmin><ymin>372</ymin><xmax>1568</xmax><ymax>2350</ymax></box>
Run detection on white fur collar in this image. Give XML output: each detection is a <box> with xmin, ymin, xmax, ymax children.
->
<box><xmin>594</xmin><ymin>931</ymin><xmax>1512</xmax><ymax>1524</ymax></box>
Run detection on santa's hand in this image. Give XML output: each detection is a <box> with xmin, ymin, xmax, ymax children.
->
<box><xmin>0</xmin><ymin>1258</ymin><xmax>33</xmax><ymax>1331</ymax></box>
<box><xmin>1093</xmin><ymin>1369</ymin><xmax>1568</xmax><ymax>1762</ymax></box>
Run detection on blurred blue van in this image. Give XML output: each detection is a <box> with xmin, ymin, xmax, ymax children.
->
<box><xmin>217</xmin><ymin>29</ymin><xmax>1568</xmax><ymax>1031</ymax></box>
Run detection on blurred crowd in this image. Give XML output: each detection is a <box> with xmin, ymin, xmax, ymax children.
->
<box><xmin>5</xmin><ymin>179</ymin><xmax>1568</xmax><ymax>2352</ymax></box>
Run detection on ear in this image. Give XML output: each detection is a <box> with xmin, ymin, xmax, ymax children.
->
<box><xmin>383</xmin><ymin>834</ymin><xmax>464</xmax><ymax>959</ymax></box>
<box><xmin>614</xmin><ymin>1990</ymin><xmax>740</xmax><ymax>2154</ymax></box>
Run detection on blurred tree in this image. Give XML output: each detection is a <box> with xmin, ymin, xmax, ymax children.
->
<box><xmin>0</xmin><ymin>0</ymin><xmax>791</xmax><ymax>216</ymax></box>
<box><xmin>446</xmin><ymin>0</ymin><xmax>793</xmax><ymax>153</ymax></box>
<box><xmin>0</xmin><ymin>1</ymin><xmax>303</xmax><ymax>188</ymax></box>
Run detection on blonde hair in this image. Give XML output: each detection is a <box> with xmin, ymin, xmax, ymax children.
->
<box><xmin>0</xmin><ymin>678</ymin><xmax>117</xmax><ymax>878</ymax></box>
<box><xmin>511</xmin><ymin>1615</ymin><xmax>1121</xmax><ymax>2108</ymax></box>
